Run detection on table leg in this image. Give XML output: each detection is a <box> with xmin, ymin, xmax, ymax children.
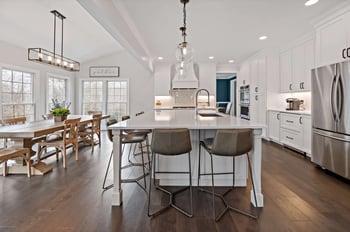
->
<box><xmin>251</xmin><ymin>128</ymin><xmax>264</xmax><ymax>207</ymax></box>
<box><xmin>112</xmin><ymin>129</ymin><xmax>123</xmax><ymax>206</ymax></box>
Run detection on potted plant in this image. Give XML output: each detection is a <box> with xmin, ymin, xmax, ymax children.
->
<box><xmin>51</xmin><ymin>99</ymin><xmax>71</xmax><ymax>122</ymax></box>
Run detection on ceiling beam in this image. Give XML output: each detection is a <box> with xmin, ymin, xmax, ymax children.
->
<box><xmin>77</xmin><ymin>0</ymin><xmax>154</xmax><ymax>72</ymax></box>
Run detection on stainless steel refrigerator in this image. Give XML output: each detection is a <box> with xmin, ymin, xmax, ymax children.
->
<box><xmin>312</xmin><ymin>60</ymin><xmax>350</xmax><ymax>180</ymax></box>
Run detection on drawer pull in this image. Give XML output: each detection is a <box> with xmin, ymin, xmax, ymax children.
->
<box><xmin>286</xmin><ymin>136</ymin><xmax>294</xmax><ymax>140</ymax></box>
<box><xmin>286</xmin><ymin>120</ymin><xmax>294</xmax><ymax>123</ymax></box>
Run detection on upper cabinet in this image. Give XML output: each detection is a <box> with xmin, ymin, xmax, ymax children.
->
<box><xmin>315</xmin><ymin>11</ymin><xmax>349</xmax><ymax>67</ymax></box>
<box><xmin>250</xmin><ymin>55</ymin><xmax>267</xmax><ymax>95</ymax></box>
<box><xmin>238</xmin><ymin>61</ymin><xmax>250</xmax><ymax>87</ymax></box>
<box><xmin>154</xmin><ymin>63</ymin><xmax>171</xmax><ymax>96</ymax></box>
<box><xmin>279</xmin><ymin>38</ymin><xmax>315</xmax><ymax>92</ymax></box>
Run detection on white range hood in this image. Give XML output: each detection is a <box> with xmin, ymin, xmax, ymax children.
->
<box><xmin>171</xmin><ymin>63</ymin><xmax>199</xmax><ymax>89</ymax></box>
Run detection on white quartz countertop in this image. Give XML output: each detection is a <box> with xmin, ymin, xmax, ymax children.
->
<box><xmin>109</xmin><ymin>109</ymin><xmax>266</xmax><ymax>130</ymax></box>
<box><xmin>268</xmin><ymin>109</ymin><xmax>311</xmax><ymax>115</ymax></box>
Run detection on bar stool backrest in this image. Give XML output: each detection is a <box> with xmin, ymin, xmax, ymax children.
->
<box><xmin>151</xmin><ymin>128</ymin><xmax>192</xmax><ymax>156</ymax></box>
<box><xmin>106</xmin><ymin>119</ymin><xmax>118</xmax><ymax>142</ymax></box>
<box><xmin>211</xmin><ymin>129</ymin><xmax>253</xmax><ymax>156</ymax></box>
<box><xmin>2</xmin><ymin>117</ymin><xmax>26</xmax><ymax>125</ymax></box>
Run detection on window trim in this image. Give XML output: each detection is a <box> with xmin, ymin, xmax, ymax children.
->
<box><xmin>79</xmin><ymin>78</ymin><xmax>129</xmax><ymax>116</ymax></box>
<box><xmin>46</xmin><ymin>73</ymin><xmax>70</xmax><ymax>113</ymax></box>
<box><xmin>0</xmin><ymin>63</ymin><xmax>39</xmax><ymax>121</ymax></box>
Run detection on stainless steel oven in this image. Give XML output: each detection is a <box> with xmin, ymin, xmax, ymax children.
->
<box><xmin>240</xmin><ymin>85</ymin><xmax>250</xmax><ymax>120</ymax></box>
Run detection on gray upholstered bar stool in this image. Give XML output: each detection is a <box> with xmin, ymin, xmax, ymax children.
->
<box><xmin>148</xmin><ymin>128</ymin><xmax>193</xmax><ymax>218</ymax></box>
<box><xmin>102</xmin><ymin>119</ymin><xmax>149</xmax><ymax>192</ymax></box>
<box><xmin>197</xmin><ymin>129</ymin><xmax>258</xmax><ymax>221</ymax></box>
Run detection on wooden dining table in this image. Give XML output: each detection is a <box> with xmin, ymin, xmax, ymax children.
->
<box><xmin>0</xmin><ymin>115</ymin><xmax>109</xmax><ymax>175</ymax></box>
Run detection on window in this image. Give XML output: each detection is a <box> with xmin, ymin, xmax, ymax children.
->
<box><xmin>1</xmin><ymin>68</ymin><xmax>35</xmax><ymax>121</ymax></box>
<box><xmin>82</xmin><ymin>80</ymin><xmax>104</xmax><ymax>114</ymax></box>
<box><xmin>81</xmin><ymin>80</ymin><xmax>128</xmax><ymax>118</ymax></box>
<box><xmin>107</xmin><ymin>80</ymin><xmax>128</xmax><ymax>117</ymax></box>
<box><xmin>47</xmin><ymin>75</ymin><xmax>67</xmax><ymax>111</ymax></box>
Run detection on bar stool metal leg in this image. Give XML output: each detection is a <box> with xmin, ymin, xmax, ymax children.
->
<box><xmin>102</xmin><ymin>150</ymin><xmax>114</xmax><ymax>191</ymax></box>
<box><xmin>148</xmin><ymin>151</ymin><xmax>193</xmax><ymax>218</ymax></box>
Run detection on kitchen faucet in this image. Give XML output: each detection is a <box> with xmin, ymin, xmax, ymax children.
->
<box><xmin>195</xmin><ymin>88</ymin><xmax>210</xmax><ymax>114</ymax></box>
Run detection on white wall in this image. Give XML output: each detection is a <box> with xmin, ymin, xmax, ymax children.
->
<box><xmin>0</xmin><ymin>40</ymin><xmax>76</xmax><ymax>120</ymax></box>
<box><xmin>76</xmin><ymin>50</ymin><xmax>153</xmax><ymax>116</ymax></box>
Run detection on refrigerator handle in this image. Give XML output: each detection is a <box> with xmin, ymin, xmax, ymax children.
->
<box><xmin>337</xmin><ymin>75</ymin><xmax>344</xmax><ymax>120</ymax></box>
<box><xmin>331</xmin><ymin>74</ymin><xmax>337</xmax><ymax>121</ymax></box>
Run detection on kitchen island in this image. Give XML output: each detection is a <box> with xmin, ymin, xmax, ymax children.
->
<box><xmin>108</xmin><ymin>109</ymin><xmax>266</xmax><ymax>207</ymax></box>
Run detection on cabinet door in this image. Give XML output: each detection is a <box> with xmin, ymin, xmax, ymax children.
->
<box><xmin>292</xmin><ymin>44</ymin><xmax>305</xmax><ymax>91</ymax></box>
<box><xmin>154</xmin><ymin>63</ymin><xmax>171</xmax><ymax>95</ymax></box>
<box><xmin>316</xmin><ymin>13</ymin><xmax>347</xmax><ymax>67</ymax></box>
<box><xmin>268</xmin><ymin>111</ymin><xmax>280</xmax><ymax>142</ymax></box>
<box><xmin>258</xmin><ymin>55</ymin><xmax>267</xmax><ymax>94</ymax></box>
<box><xmin>301</xmin><ymin>115</ymin><xmax>312</xmax><ymax>155</ymax></box>
<box><xmin>238</xmin><ymin>62</ymin><xmax>250</xmax><ymax>87</ymax></box>
<box><xmin>250</xmin><ymin>58</ymin><xmax>259</xmax><ymax>94</ymax></box>
<box><xmin>280</xmin><ymin>50</ymin><xmax>293</xmax><ymax>92</ymax></box>
<box><xmin>303</xmin><ymin>39</ymin><xmax>314</xmax><ymax>91</ymax></box>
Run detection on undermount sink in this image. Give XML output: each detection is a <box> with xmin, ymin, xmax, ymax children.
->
<box><xmin>198</xmin><ymin>113</ymin><xmax>222</xmax><ymax>117</ymax></box>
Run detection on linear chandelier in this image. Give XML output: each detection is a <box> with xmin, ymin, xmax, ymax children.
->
<box><xmin>28</xmin><ymin>10</ymin><xmax>80</xmax><ymax>72</ymax></box>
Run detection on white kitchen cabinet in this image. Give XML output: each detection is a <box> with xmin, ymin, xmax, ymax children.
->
<box><xmin>268</xmin><ymin>111</ymin><xmax>280</xmax><ymax>142</ymax></box>
<box><xmin>279</xmin><ymin>112</ymin><xmax>312</xmax><ymax>154</ymax></box>
<box><xmin>280</xmin><ymin>38</ymin><xmax>314</xmax><ymax>92</ymax></box>
<box><xmin>301</xmin><ymin>115</ymin><xmax>312</xmax><ymax>155</ymax></box>
<box><xmin>315</xmin><ymin>11</ymin><xmax>349</xmax><ymax>67</ymax></box>
<box><xmin>154</xmin><ymin>63</ymin><xmax>171</xmax><ymax>96</ymax></box>
<box><xmin>250</xmin><ymin>55</ymin><xmax>267</xmax><ymax>95</ymax></box>
<box><xmin>279</xmin><ymin>50</ymin><xmax>293</xmax><ymax>92</ymax></box>
<box><xmin>238</xmin><ymin>61</ymin><xmax>250</xmax><ymax>87</ymax></box>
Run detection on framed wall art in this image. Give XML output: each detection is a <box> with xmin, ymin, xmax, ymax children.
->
<box><xmin>89</xmin><ymin>66</ymin><xmax>119</xmax><ymax>77</ymax></box>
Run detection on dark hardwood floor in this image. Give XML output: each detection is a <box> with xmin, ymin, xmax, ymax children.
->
<box><xmin>1</xmin><ymin>133</ymin><xmax>350</xmax><ymax>232</ymax></box>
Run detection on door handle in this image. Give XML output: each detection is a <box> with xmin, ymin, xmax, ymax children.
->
<box><xmin>255</xmin><ymin>87</ymin><xmax>258</xmax><ymax>92</ymax></box>
<box><xmin>286</xmin><ymin>136</ymin><xmax>294</xmax><ymax>140</ymax></box>
<box><xmin>286</xmin><ymin>120</ymin><xmax>294</xmax><ymax>123</ymax></box>
<box><xmin>289</xmin><ymin>84</ymin><xmax>292</xmax><ymax>90</ymax></box>
<box><xmin>301</xmin><ymin>82</ymin><xmax>304</xmax><ymax>89</ymax></box>
<box><xmin>299</xmin><ymin>117</ymin><xmax>302</xmax><ymax>124</ymax></box>
<box><xmin>277</xmin><ymin>113</ymin><xmax>280</xmax><ymax>120</ymax></box>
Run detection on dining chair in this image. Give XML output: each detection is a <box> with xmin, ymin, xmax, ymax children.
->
<box><xmin>0</xmin><ymin>148</ymin><xmax>31</xmax><ymax>177</ymax></box>
<box><xmin>1</xmin><ymin>117</ymin><xmax>27</xmax><ymax>148</ymax></box>
<box><xmin>42</xmin><ymin>113</ymin><xmax>54</xmax><ymax>120</ymax></box>
<box><xmin>197</xmin><ymin>129</ymin><xmax>258</xmax><ymax>221</ymax></box>
<box><xmin>78</xmin><ymin>114</ymin><xmax>102</xmax><ymax>152</ymax></box>
<box><xmin>37</xmin><ymin>118</ymin><xmax>80</xmax><ymax>168</ymax></box>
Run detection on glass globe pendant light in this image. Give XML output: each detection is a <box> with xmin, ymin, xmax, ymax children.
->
<box><xmin>175</xmin><ymin>0</ymin><xmax>194</xmax><ymax>64</ymax></box>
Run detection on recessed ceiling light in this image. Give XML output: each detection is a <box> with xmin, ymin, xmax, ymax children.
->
<box><xmin>259</xmin><ymin>36</ymin><xmax>268</xmax><ymax>40</ymax></box>
<box><xmin>141</xmin><ymin>56</ymin><xmax>147</xmax><ymax>61</ymax></box>
<box><xmin>305</xmin><ymin>0</ymin><xmax>319</xmax><ymax>6</ymax></box>
<box><xmin>208</xmin><ymin>56</ymin><xmax>214</xmax><ymax>60</ymax></box>
<box><xmin>228</xmin><ymin>59</ymin><xmax>235</xmax><ymax>63</ymax></box>
<box><xmin>157</xmin><ymin>56</ymin><xmax>164</xmax><ymax>60</ymax></box>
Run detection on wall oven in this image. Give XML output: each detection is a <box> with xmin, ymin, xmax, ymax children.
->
<box><xmin>240</xmin><ymin>85</ymin><xmax>250</xmax><ymax>120</ymax></box>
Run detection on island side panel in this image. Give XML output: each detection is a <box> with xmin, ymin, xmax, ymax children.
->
<box><xmin>251</xmin><ymin>128</ymin><xmax>264</xmax><ymax>207</ymax></box>
<box><xmin>112</xmin><ymin>129</ymin><xmax>123</xmax><ymax>206</ymax></box>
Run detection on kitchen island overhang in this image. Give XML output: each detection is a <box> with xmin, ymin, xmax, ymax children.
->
<box><xmin>108</xmin><ymin>109</ymin><xmax>266</xmax><ymax>207</ymax></box>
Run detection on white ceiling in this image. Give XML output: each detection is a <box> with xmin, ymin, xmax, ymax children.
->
<box><xmin>0</xmin><ymin>0</ymin><xmax>123</xmax><ymax>63</ymax></box>
<box><xmin>0</xmin><ymin>0</ymin><xmax>349</xmax><ymax>68</ymax></box>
